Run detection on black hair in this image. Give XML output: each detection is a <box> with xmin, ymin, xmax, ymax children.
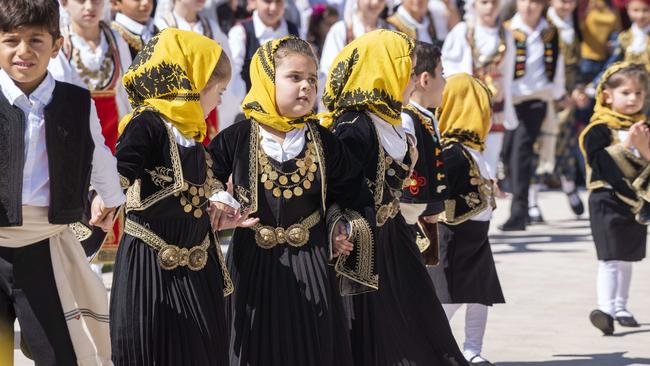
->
<box><xmin>414</xmin><ymin>40</ymin><xmax>442</xmax><ymax>78</ymax></box>
<box><xmin>0</xmin><ymin>0</ymin><xmax>61</xmax><ymax>39</ymax></box>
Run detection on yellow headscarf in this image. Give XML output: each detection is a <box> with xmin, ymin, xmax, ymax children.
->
<box><xmin>321</xmin><ymin>29</ymin><xmax>415</xmax><ymax>128</ymax></box>
<box><xmin>588</xmin><ymin>61</ymin><xmax>646</xmax><ymax>131</ymax></box>
<box><xmin>119</xmin><ymin>28</ymin><xmax>223</xmax><ymax>142</ymax></box>
<box><xmin>436</xmin><ymin>73</ymin><xmax>493</xmax><ymax>152</ymax></box>
<box><xmin>242</xmin><ymin>36</ymin><xmax>320</xmax><ymax>132</ymax></box>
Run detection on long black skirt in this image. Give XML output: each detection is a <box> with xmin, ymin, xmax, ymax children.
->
<box><xmin>110</xmin><ymin>215</ymin><xmax>229</xmax><ymax>366</ymax></box>
<box><xmin>431</xmin><ymin>221</ymin><xmax>505</xmax><ymax>305</ymax></box>
<box><xmin>226</xmin><ymin>222</ymin><xmax>353</xmax><ymax>366</ymax></box>
<box><xmin>589</xmin><ymin>189</ymin><xmax>647</xmax><ymax>261</ymax></box>
<box><xmin>345</xmin><ymin>214</ymin><xmax>467</xmax><ymax>366</ymax></box>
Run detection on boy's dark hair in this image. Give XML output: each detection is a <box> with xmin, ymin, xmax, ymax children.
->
<box><xmin>0</xmin><ymin>0</ymin><xmax>61</xmax><ymax>39</ymax></box>
<box><xmin>414</xmin><ymin>40</ymin><xmax>442</xmax><ymax>78</ymax></box>
<box><xmin>208</xmin><ymin>51</ymin><xmax>233</xmax><ymax>86</ymax></box>
<box><xmin>604</xmin><ymin>63</ymin><xmax>649</xmax><ymax>91</ymax></box>
<box><xmin>274</xmin><ymin>37</ymin><xmax>318</xmax><ymax>68</ymax></box>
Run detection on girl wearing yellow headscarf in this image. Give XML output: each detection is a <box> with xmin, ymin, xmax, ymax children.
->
<box><xmin>206</xmin><ymin>36</ymin><xmax>376</xmax><ymax>366</ymax></box>
<box><xmin>578</xmin><ymin>62</ymin><xmax>650</xmax><ymax>335</ymax></box>
<box><xmin>323</xmin><ymin>30</ymin><xmax>467</xmax><ymax>366</ymax></box>
<box><xmin>109</xmin><ymin>28</ymin><xmax>234</xmax><ymax>365</ymax></box>
<box><xmin>431</xmin><ymin>73</ymin><xmax>504</xmax><ymax>365</ymax></box>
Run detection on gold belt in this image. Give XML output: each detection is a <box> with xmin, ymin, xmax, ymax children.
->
<box><xmin>376</xmin><ymin>198</ymin><xmax>400</xmax><ymax>226</ymax></box>
<box><xmin>124</xmin><ymin>219</ymin><xmax>211</xmax><ymax>271</ymax></box>
<box><xmin>251</xmin><ymin>210</ymin><xmax>321</xmax><ymax>249</ymax></box>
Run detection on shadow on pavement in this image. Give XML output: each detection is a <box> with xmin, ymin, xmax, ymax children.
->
<box><xmin>496</xmin><ymin>352</ymin><xmax>650</xmax><ymax>366</ymax></box>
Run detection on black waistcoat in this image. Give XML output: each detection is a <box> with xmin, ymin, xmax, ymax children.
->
<box><xmin>0</xmin><ymin>81</ymin><xmax>94</xmax><ymax>226</ymax></box>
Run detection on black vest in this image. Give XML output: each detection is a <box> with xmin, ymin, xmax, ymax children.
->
<box><xmin>240</xmin><ymin>19</ymin><xmax>299</xmax><ymax>92</ymax></box>
<box><xmin>400</xmin><ymin>107</ymin><xmax>449</xmax><ymax>212</ymax></box>
<box><xmin>0</xmin><ymin>82</ymin><xmax>94</xmax><ymax>226</ymax></box>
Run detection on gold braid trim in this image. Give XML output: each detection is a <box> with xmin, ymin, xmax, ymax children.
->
<box><xmin>212</xmin><ymin>232</ymin><xmax>234</xmax><ymax>297</ymax></box>
<box><xmin>69</xmin><ymin>222</ymin><xmax>93</xmax><ymax>241</ymax></box>
<box><xmin>327</xmin><ymin>205</ymin><xmax>378</xmax><ymax>295</ymax></box>
<box><xmin>126</xmin><ymin>120</ymin><xmax>184</xmax><ymax>212</ymax></box>
<box><xmin>605</xmin><ymin>144</ymin><xmax>643</xmax><ymax>180</ymax></box>
<box><xmin>633</xmin><ymin>163</ymin><xmax>650</xmax><ymax>203</ymax></box>
<box><xmin>247</xmin><ymin>121</ymin><xmax>260</xmax><ymax>214</ymax></box>
<box><xmin>307</xmin><ymin>122</ymin><xmax>328</xmax><ymax>213</ymax></box>
<box><xmin>119</xmin><ymin>174</ymin><xmax>131</xmax><ymax>189</ymax></box>
<box><xmin>111</xmin><ymin>21</ymin><xmax>144</xmax><ymax>51</ymax></box>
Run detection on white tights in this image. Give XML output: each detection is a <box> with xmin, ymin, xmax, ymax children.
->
<box><xmin>443</xmin><ymin>303</ymin><xmax>488</xmax><ymax>360</ymax></box>
<box><xmin>597</xmin><ymin>260</ymin><xmax>633</xmax><ymax>317</ymax></box>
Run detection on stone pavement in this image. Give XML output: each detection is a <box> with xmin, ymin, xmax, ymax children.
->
<box><xmin>13</xmin><ymin>190</ymin><xmax>650</xmax><ymax>365</ymax></box>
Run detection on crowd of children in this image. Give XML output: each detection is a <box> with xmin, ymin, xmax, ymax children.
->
<box><xmin>0</xmin><ymin>0</ymin><xmax>649</xmax><ymax>365</ymax></box>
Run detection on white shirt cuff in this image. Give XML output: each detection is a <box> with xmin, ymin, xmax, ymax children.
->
<box><xmin>209</xmin><ymin>190</ymin><xmax>241</xmax><ymax>209</ymax></box>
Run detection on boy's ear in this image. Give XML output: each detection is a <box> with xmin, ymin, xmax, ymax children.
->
<box><xmin>419</xmin><ymin>71</ymin><xmax>429</xmax><ymax>87</ymax></box>
<box><xmin>51</xmin><ymin>36</ymin><xmax>64</xmax><ymax>59</ymax></box>
<box><xmin>110</xmin><ymin>0</ymin><xmax>121</xmax><ymax>12</ymax></box>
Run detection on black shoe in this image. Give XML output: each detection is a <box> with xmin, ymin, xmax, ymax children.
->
<box><xmin>528</xmin><ymin>206</ymin><xmax>545</xmax><ymax>224</ymax></box>
<box><xmin>469</xmin><ymin>355</ymin><xmax>496</xmax><ymax>365</ymax></box>
<box><xmin>635</xmin><ymin>201</ymin><xmax>650</xmax><ymax>225</ymax></box>
<box><xmin>590</xmin><ymin>309</ymin><xmax>614</xmax><ymax>335</ymax></box>
<box><xmin>616</xmin><ymin>311</ymin><xmax>640</xmax><ymax>327</ymax></box>
<box><xmin>567</xmin><ymin>191</ymin><xmax>585</xmax><ymax>216</ymax></box>
<box><xmin>499</xmin><ymin>218</ymin><xmax>526</xmax><ymax>231</ymax></box>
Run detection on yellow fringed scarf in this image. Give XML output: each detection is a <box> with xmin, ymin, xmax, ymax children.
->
<box><xmin>119</xmin><ymin>28</ymin><xmax>223</xmax><ymax>142</ymax></box>
<box><xmin>242</xmin><ymin>36</ymin><xmax>320</xmax><ymax>132</ymax></box>
<box><xmin>436</xmin><ymin>73</ymin><xmax>493</xmax><ymax>151</ymax></box>
<box><xmin>321</xmin><ymin>29</ymin><xmax>415</xmax><ymax>128</ymax></box>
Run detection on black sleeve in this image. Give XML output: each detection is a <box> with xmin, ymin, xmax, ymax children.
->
<box><xmin>331</xmin><ymin>112</ymin><xmax>377</xmax><ymax>169</ymax></box>
<box><xmin>206</xmin><ymin>123</ymin><xmax>238</xmax><ymax>186</ymax></box>
<box><xmin>440</xmin><ymin>143</ymin><xmax>469</xmax><ymax>198</ymax></box>
<box><xmin>115</xmin><ymin>112</ymin><xmax>162</xmax><ymax>185</ymax></box>
<box><xmin>582</xmin><ymin>124</ymin><xmax>637</xmax><ymax>200</ymax></box>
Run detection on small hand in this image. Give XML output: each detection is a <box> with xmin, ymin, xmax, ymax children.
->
<box><xmin>209</xmin><ymin>201</ymin><xmax>238</xmax><ymax>231</ymax></box>
<box><xmin>217</xmin><ymin>209</ymin><xmax>259</xmax><ymax>230</ymax></box>
<box><xmin>493</xmin><ymin>180</ymin><xmax>508</xmax><ymax>198</ymax></box>
<box><xmin>421</xmin><ymin>215</ymin><xmax>438</xmax><ymax>224</ymax></box>
<box><xmin>89</xmin><ymin>195</ymin><xmax>116</xmax><ymax>232</ymax></box>
<box><xmin>332</xmin><ymin>221</ymin><xmax>353</xmax><ymax>257</ymax></box>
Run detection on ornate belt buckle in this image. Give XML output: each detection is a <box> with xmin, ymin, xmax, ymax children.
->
<box><xmin>255</xmin><ymin>226</ymin><xmax>278</xmax><ymax>249</ymax></box>
<box><xmin>389</xmin><ymin>199</ymin><xmax>400</xmax><ymax>219</ymax></box>
<box><xmin>285</xmin><ymin>224</ymin><xmax>309</xmax><ymax>247</ymax></box>
<box><xmin>158</xmin><ymin>244</ymin><xmax>180</xmax><ymax>270</ymax></box>
<box><xmin>376</xmin><ymin>204</ymin><xmax>390</xmax><ymax>227</ymax></box>
<box><xmin>187</xmin><ymin>246</ymin><xmax>208</xmax><ymax>271</ymax></box>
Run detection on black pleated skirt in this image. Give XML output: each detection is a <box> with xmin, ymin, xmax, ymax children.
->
<box><xmin>431</xmin><ymin>221</ymin><xmax>505</xmax><ymax>305</ymax></box>
<box><xmin>110</xmin><ymin>214</ymin><xmax>229</xmax><ymax>366</ymax></box>
<box><xmin>589</xmin><ymin>189</ymin><xmax>647</xmax><ymax>261</ymax></box>
<box><xmin>226</xmin><ymin>222</ymin><xmax>353</xmax><ymax>366</ymax></box>
<box><xmin>345</xmin><ymin>214</ymin><xmax>467</xmax><ymax>366</ymax></box>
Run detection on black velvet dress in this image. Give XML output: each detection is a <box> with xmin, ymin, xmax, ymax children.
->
<box><xmin>111</xmin><ymin>111</ymin><xmax>232</xmax><ymax>365</ymax></box>
<box><xmin>208</xmin><ymin>120</ymin><xmax>375</xmax><ymax>366</ymax></box>
<box><xmin>333</xmin><ymin>111</ymin><xmax>467</xmax><ymax>366</ymax></box>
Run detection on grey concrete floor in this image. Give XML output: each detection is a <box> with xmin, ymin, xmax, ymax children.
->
<box><xmin>13</xmin><ymin>190</ymin><xmax>650</xmax><ymax>365</ymax></box>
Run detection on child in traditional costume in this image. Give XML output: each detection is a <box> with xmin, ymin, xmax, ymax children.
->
<box><xmin>107</xmin><ymin>29</ymin><xmax>233</xmax><ymax>364</ymax></box>
<box><xmin>111</xmin><ymin>0</ymin><xmax>159</xmax><ymax>59</ymax></box>
<box><xmin>432</xmin><ymin>73</ymin><xmax>505</xmax><ymax>366</ymax></box>
<box><xmin>208</xmin><ymin>36</ymin><xmax>376</xmax><ymax>366</ymax></box>
<box><xmin>323</xmin><ymin>29</ymin><xmax>467</xmax><ymax>366</ymax></box>
<box><xmin>579</xmin><ymin>62</ymin><xmax>650</xmax><ymax>335</ymax></box>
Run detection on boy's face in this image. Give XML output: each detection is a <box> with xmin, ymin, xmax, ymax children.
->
<box><xmin>402</xmin><ymin>0</ymin><xmax>428</xmax><ymax>20</ymax></box>
<box><xmin>551</xmin><ymin>0</ymin><xmax>577</xmax><ymax>19</ymax></box>
<box><xmin>274</xmin><ymin>53</ymin><xmax>317</xmax><ymax>118</ymax></box>
<box><xmin>0</xmin><ymin>26</ymin><xmax>62</xmax><ymax>94</ymax></box>
<box><xmin>604</xmin><ymin>79</ymin><xmax>647</xmax><ymax>116</ymax></box>
<box><xmin>516</xmin><ymin>0</ymin><xmax>545</xmax><ymax>26</ymax></box>
<box><xmin>64</xmin><ymin>0</ymin><xmax>105</xmax><ymax>29</ymax></box>
<box><xmin>200</xmin><ymin>77</ymin><xmax>230</xmax><ymax>118</ymax></box>
<box><xmin>175</xmin><ymin>0</ymin><xmax>207</xmax><ymax>13</ymax></box>
<box><xmin>421</xmin><ymin>63</ymin><xmax>445</xmax><ymax>108</ymax></box>
<box><xmin>627</xmin><ymin>0</ymin><xmax>650</xmax><ymax>29</ymax></box>
<box><xmin>257</xmin><ymin>0</ymin><xmax>285</xmax><ymax>28</ymax></box>
<box><xmin>402</xmin><ymin>54</ymin><xmax>418</xmax><ymax>105</ymax></box>
<box><xmin>474</xmin><ymin>0</ymin><xmax>500</xmax><ymax>26</ymax></box>
<box><xmin>357</xmin><ymin>0</ymin><xmax>386</xmax><ymax>19</ymax></box>
<box><xmin>112</xmin><ymin>0</ymin><xmax>154</xmax><ymax>24</ymax></box>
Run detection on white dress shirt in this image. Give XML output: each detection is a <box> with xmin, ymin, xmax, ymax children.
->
<box><xmin>629</xmin><ymin>23</ymin><xmax>650</xmax><ymax>54</ymax></box>
<box><xmin>0</xmin><ymin>70</ymin><xmax>125</xmax><ymax>208</ymax></box>
<box><xmin>156</xmin><ymin>10</ymin><xmax>244</xmax><ymax>130</ymax></box>
<box><xmin>401</xmin><ymin>100</ymin><xmax>441</xmax><ymax>141</ymax></box>
<box><xmin>546</xmin><ymin>7</ymin><xmax>575</xmax><ymax>45</ymax></box>
<box><xmin>114</xmin><ymin>12</ymin><xmax>157</xmax><ymax>44</ymax></box>
<box><xmin>508</xmin><ymin>14</ymin><xmax>566</xmax><ymax>100</ymax></box>
<box><xmin>442</xmin><ymin>21</ymin><xmax>519</xmax><ymax>129</ymax></box>
<box><xmin>228</xmin><ymin>11</ymin><xmax>292</xmax><ymax>103</ymax></box>
<box><xmin>369</xmin><ymin>113</ymin><xmax>408</xmax><ymax>161</ymax></box>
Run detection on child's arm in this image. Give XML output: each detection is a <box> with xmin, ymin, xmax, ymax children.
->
<box><xmin>89</xmin><ymin>101</ymin><xmax>125</xmax><ymax>209</ymax></box>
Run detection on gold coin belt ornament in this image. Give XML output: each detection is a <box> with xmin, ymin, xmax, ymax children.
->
<box><xmin>173</xmin><ymin>151</ymin><xmax>218</xmax><ymax>218</ymax></box>
<box><xmin>251</xmin><ymin>211</ymin><xmax>321</xmax><ymax>249</ymax></box>
<box><xmin>258</xmin><ymin>132</ymin><xmax>318</xmax><ymax>200</ymax></box>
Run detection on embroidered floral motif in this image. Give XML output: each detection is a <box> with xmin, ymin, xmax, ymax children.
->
<box><xmin>124</xmin><ymin>61</ymin><xmax>195</xmax><ymax>105</ymax></box>
<box><xmin>408</xmin><ymin>170</ymin><xmax>426</xmax><ymax>195</ymax></box>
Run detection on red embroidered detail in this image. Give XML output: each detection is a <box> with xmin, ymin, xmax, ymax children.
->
<box><xmin>409</xmin><ymin>171</ymin><xmax>427</xmax><ymax>195</ymax></box>
<box><xmin>435</xmin><ymin>160</ymin><xmax>443</xmax><ymax>168</ymax></box>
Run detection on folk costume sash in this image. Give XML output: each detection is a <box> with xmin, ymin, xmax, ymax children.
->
<box><xmin>119</xmin><ymin>29</ymin><xmax>223</xmax><ymax>142</ymax></box>
<box><xmin>321</xmin><ymin>29</ymin><xmax>415</xmax><ymax>128</ymax></box>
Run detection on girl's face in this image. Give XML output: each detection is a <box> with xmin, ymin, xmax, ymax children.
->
<box><xmin>200</xmin><ymin>77</ymin><xmax>230</xmax><ymax>118</ymax></box>
<box><xmin>474</xmin><ymin>0</ymin><xmax>501</xmax><ymax>26</ymax></box>
<box><xmin>175</xmin><ymin>0</ymin><xmax>207</xmax><ymax>13</ymax></box>
<box><xmin>64</xmin><ymin>0</ymin><xmax>104</xmax><ymax>29</ymax></box>
<box><xmin>113</xmin><ymin>0</ymin><xmax>154</xmax><ymax>24</ymax></box>
<box><xmin>257</xmin><ymin>0</ymin><xmax>285</xmax><ymax>28</ymax></box>
<box><xmin>603</xmin><ymin>78</ymin><xmax>647</xmax><ymax>116</ymax></box>
<box><xmin>357</xmin><ymin>0</ymin><xmax>386</xmax><ymax>20</ymax></box>
<box><xmin>627</xmin><ymin>0</ymin><xmax>650</xmax><ymax>29</ymax></box>
<box><xmin>402</xmin><ymin>54</ymin><xmax>418</xmax><ymax>105</ymax></box>
<box><xmin>516</xmin><ymin>0</ymin><xmax>545</xmax><ymax>27</ymax></box>
<box><xmin>402</xmin><ymin>0</ymin><xmax>428</xmax><ymax>20</ymax></box>
<box><xmin>274</xmin><ymin>53</ymin><xmax>318</xmax><ymax>118</ymax></box>
<box><xmin>551</xmin><ymin>0</ymin><xmax>577</xmax><ymax>19</ymax></box>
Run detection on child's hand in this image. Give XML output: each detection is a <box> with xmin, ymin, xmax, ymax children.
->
<box><xmin>556</xmin><ymin>95</ymin><xmax>575</xmax><ymax>110</ymax></box>
<box><xmin>626</xmin><ymin>122</ymin><xmax>650</xmax><ymax>151</ymax></box>
<box><xmin>332</xmin><ymin>221</ymin><xmax>353</xmax><ymax>257</ymax></box>
<box><xmin>89</xmin><ymin>195</ymin><xmax>116</xmax><ymax>232</ymax></box>
<box><xmin>571</xmin><ymin>88</ymin><xmax>590</xmax><ymax>109</ymax></box>
<box><xmin>421</xmin><ymin>215</ymin><xmax>438</xmax><ymax>224</ymax></box>
<box><xmin>493</xmin><ymin>180</ymin><xmax>508</xmax><ymax>198</ymax></box>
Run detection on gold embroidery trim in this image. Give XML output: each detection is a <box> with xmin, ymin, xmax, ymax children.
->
<box><xmin>212</xmin><ymin>232</ymin><xmax>234</xmax><ymax>297</ymax></box>
<box><xmin>124</xmin><ymin>219</ymin><xmax>210</xmax><ymax>271</ymax></box>
<box><xmin>69</xmin><ymin>222</ymin><xmax>93</xmax><ymax>241</ymax></box>
<box><xmin>307</xmin><ymin>122</ymin><xmax>328</xmax><ymax>213</ymax></box>
<box><xmin>119</xmin><ymin>174</ymin><xmax>131</xmax><ymax>189</ymax></box>
<box><xmin>111</xmin><ymin>21</ymin><xmax>144</xmax><ymax>51</ymax></box>
<box><xmin>249</xmin><ymin>210</ymin><xmax>321</xmax><ymax>249</ymax></box>
<box><xmin>248</xmin><ymin>121</ymin><xmax>260</xmax><ymax>214</ymax></box>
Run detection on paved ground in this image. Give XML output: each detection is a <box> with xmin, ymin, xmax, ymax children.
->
<box><xmin>13</xmin><ymin>190</ymin><xmax>650</xmax><ymax>365</ymax></box>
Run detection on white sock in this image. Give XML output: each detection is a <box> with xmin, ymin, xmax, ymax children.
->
<box><xmin>597</xmin><ymin>261</ymin><xmax>618</xmax><ymax>317</ymax></box>
<box><xmin>615</xmin><ymin>261</ymin><xmax>633</xmax><ymax>314</ymax></box>
<box><xmin>463</xmin><ymin>304</ymin><xmax>488</xmax><ymax>360</ymax></box>
<box><xmin>528</xmin><ymin>184</ymin><xmax>540</xmax><ymax>208</ymax></box>
<box><xmin>560</xmin><ymin>175</ymin><xmax>576</xmax><ymax>194</ymax></box>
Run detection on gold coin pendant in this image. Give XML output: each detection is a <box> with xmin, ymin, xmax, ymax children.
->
<box><xmin>273</xmin><ymin>187</ymin><xmax>282</xmax><ymax>197</ymax></box>
<box><xmin>283</xmin><ymin>189</ymin><xmax>293</xmax><ymax>199</ymax></box>
<box><xmin>279</xmin><ymin>175</ymin><xmax>288</xmax><ymax>185</ymax></box>
<box><xmin>293</xmin><ymin>187</ymin><xmax>303</xmax><ymax>196</ymax></box>
<box><xmin>264</xmin><ymin>180</ymin><xmax>274</xmax><ymax>190</ymax></box>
